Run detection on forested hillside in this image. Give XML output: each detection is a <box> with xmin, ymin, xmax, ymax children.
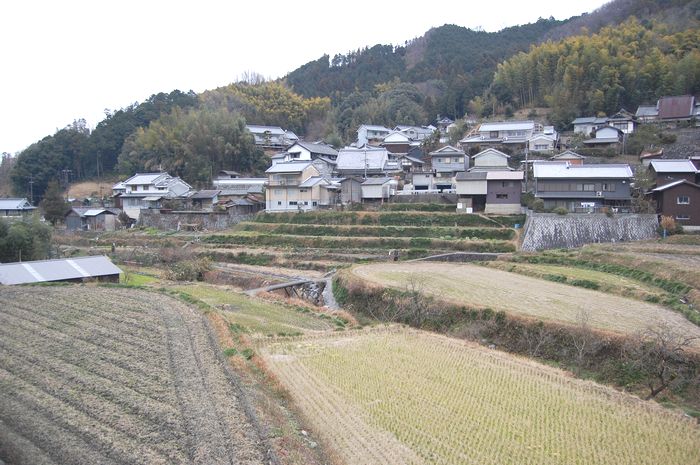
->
<box><xmin>491</xmin><ymin>18</ymin><xmax>700</xmax><ymax>126</ymax></box>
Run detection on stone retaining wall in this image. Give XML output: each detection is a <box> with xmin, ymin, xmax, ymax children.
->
<box><xmin>521</xmin><ymin>213</ymin><xmax>658</xmax><ymax>251</ymax></box>
<box><xmin>139</xmin><ymin>209</ymin><xmax>255</xmax><ymax>231</ymax></box>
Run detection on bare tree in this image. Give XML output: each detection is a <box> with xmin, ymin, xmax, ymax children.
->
<box><xmin>571</xmin><ymin>308</ymin><xmax>600</xmax><ymax>375</ymax></box>
<box><xmin>624</xmin><ymin>323</ymin><xmax>699</xmax><ymax>400</ymax></box>
<box><xmin>522</xmin><ymin>321</ymin><xmax>555</xmax><ymax>358</ymax></box>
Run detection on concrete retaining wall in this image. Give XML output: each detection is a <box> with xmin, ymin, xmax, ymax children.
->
<box><xmin>139</xmin><ymin>209</ymin><xmax>255</xmax><ymax>231</ymax></box>
<box><xmin>521</xmin><ymin>213</ymin><xmax>658</xmax><ymax>251</ymax></box>
<box><xmin>390</xmin><ymin>193</ymin><xmax>458</xmax><ymax>204</ymax></box>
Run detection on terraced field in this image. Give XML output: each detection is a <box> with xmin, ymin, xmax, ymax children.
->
<box><xmin>0</xmin><ymin>286</ymin><xmax>269</xmax><ymax>465</ymax></box>
<box><xmin>262</xmin><ymin>328</ymin><xmax>700</xmax><ymax>465</ymax></box>
<box><xmin>352</xmin><ymin>262</ymin><xmax>700</xmax><ymax>341</ymax></box>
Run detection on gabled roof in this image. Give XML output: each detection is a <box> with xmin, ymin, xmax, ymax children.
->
<box><xmin>571</xmin><ymin>116</ymin><xmax>603</xmax><ymax>125</ymax></box>
<box><xmin>0</xmin><ymin>198</ymin><xmax>35</xmax><ymax>210</ymax></box>
<box><xmin>190</xmin><ymin>190</ymin><xmax>221</xmax><ymax>200</ymax></box>
<box><xmin>533</xmin><ymin>163</ymin><xmax>633</xmax><ymax>179</ymax></box>
<box><xmin>383</xmin><ymin>131</ymin><xmax>411</xmax><ymax>143</ymax></box>
<box><xmin>288</xmin><ymin>141</ymin><xmax>338</xmax><ymax>157</ymax></box>
<box><xmin>83</xmin><ymin>209</ymin><xmax>117</xmax><ymax>217</ymax></box>
<box><xmin>649</xmin><ymin>159</ymin><xmax>698</xmax><ymax>173</ymax></box>
<box><xmin>486</xmin><ymin>171</ymin><xmax>524</xmax><ymax>181</ymax></box>
<box><xmin>657</xmin><ymin>95</ymin><xmax>695</xmax><ymax>119</ymax></box>
<box><xmin>652</xmin><ymin>179</ymin><xmax>700</xmax><ymax>192</ymax></box>
<box><xmin>608</xmin><ymin>109</ymin><xmax>634</xmax><ymax>120</ymax></box>
<box><xmin>551</xmin><ymin>150</ymin><xmax>585</xmax><ymax>160</ymax></box>
<box><xmin>246</xmin><ymin>125</ymin><xmax>286</xmax><ymax>135</ymax></box>
<box><xmin>359</xmin><ymin>124</ymin><xmax>391</xmax><ymax>132</ymax></box>
<box><xmin>336</xmin><ymin>147</ymin><xmax>389</xmax><ymax>171</ymax></box>
<box><xmin>299</xmin><ymin>176</ymin><xmax>330</xmax><ymax>188</ymax></box>
<box><xmin>472</xmin><ymin>148</ymin><xmax>510</xmax><ymax>160</ymax></box>
<box><xmin>218</xmin><ymin>170</ymin><xmax>240</xmax><ymax>177</ymax></box>
<box><xmin>361</xmin><ymin>177</ymin><xmax>392</xmax><ymax>186</ymax></box>
<box><xmin>635</xmin><ymin>105</ymin><xmax>659</xmax><ymax>118</ymax></box>
<box><xmin>123</xmin><ymin>173</ymin><xmax>168</xmax><ymax>186</ymax></box>
<box><xmin>265</xmin><ymin>161</ymin><xmax>314</xmax><ymax>174</ymax></box>
<box><xmin>429</xmin><ymin>145</ymin><xmax>465</xmax><ymax>156</ymax></box>
<box><xmin>0</xmin><ymin>255</ymin><xmax>122</xmax><ymax>285</ymax></box>
<box><xmin>479</xmin><ymin>120</ymin><xmax>535</xmax><ymax>132</ymax></box>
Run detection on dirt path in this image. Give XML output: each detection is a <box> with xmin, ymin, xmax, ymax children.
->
<box><xmin>352</xmin><ymin>262</ymin><xmax>700</xmax><ymax>343</ymax></box>
<box><xmin>0</xmin><ymin>287</ymin><xmax>269</xmax><ymax>465</ymax></box>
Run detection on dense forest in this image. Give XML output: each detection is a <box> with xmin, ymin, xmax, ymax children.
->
<box><xmin>8</xmin><ymin>0</ymin><xmax>700</xmax><ymax>200</ymax></box>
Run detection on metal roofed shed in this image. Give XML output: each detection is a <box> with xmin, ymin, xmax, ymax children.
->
<box><xmin>649</xmin><ymin>160</ymin><xmax>698</xmax><ymax>173</ymax></box>
<box><xmin>0</xmin><ymin>256</ymin><xmax>123</xmax><ymax>285</ymax></box>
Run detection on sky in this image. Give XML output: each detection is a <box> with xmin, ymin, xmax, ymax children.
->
<box><xmin>0</xmin><ymin>0</ymin><xmax>610</xmax><ymax>155</ymax></box>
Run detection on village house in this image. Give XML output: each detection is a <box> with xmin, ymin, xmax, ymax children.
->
<box><xmin>338</xmin><ymin>177</ymin><xmax>363</xmax><ymax>204</ymax></box>
<box><xmin>246</xmin><ymin>125</ymin><xmax>298</xmax><ymax>149</ymax></box>
<box><xmin>648</xmin><ymin>159</ymin><xmax>698</xmax><ymax>186</ymax></box>
<box><xmin>189</xmin><ymin>190</ymin><xmax>221</xmax><ymax>211</ymax></box>
<box><xmin>532</xmin><ymin>162</ymin><xmax>633</xmax><ymax>211</ymax></box>
<box><xmin>634</xmin><ymin>95</ymin><xmax>699</xmax><ymax>124</ymax></box>
<box><xmin>361</xmin><ymin>177</ymin><xmax>397</xmax><ymax>202</ymax></box>
<box><xmin>649</xmin><ymin>180</ymin><xmax>700</xmax><ymax>229</ymax></box>
<box><xmin>0</xmin><ymin>198</ymin><xmax>36</xmax><ymax>217</ymax></box>
<box><xmin>469</xmin><ymin>148</ymin><xmax>512</xmax><ymax>171</ymax></box>
<box><xmin>357</xmin><ymin>125</ymin><xmax>392</xmax><ymax>146</ymax></box>
<box><xmin>212</xmin><ymin>171</ymin><xmax>266</xmax><ymax>197</ymax></box>
<box><xmin>455</xmin><ymin>170</ymin><xmax>523</xmax><ymax>214</ymax></box>
<box><xmin>265</xmin><ymin>161</ymin><xmax>338</xmax><ymax>212</ymax></box>
<box><xmin>550</xmin><ymin>150</ymin><xmax>586</xmax><ymax>165</ymax></box>
<box><xmin>583</xmin><ymin>125</ymin><xmax>623</xmax><ymax>150</ymax></box>
<box><xmin>335</xmin><ymin>146</ymin><xmax>397</xmax><ymax>177</ymax></box>
<box><xmin>460</xmin><ymin>120</ymin><xmax>541</xmax><ymax>152</ymax></box>
<box><xmin>572</xmin><ymin>110</ymin><xmax>635</xmax><ymax>136</ymax></box>
<box><xmin>113</xmin><ymin>173</ymin><xmax>192</xmax><ymax>220</ymax></box>
<box><xmin>572</xmin><ymin>117</ymin><xmax>609</xmax><ymax>136</ymax></box>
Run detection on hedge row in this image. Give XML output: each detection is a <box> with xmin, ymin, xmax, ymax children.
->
<box><xmin>379</xmin><ymin>203</ymin><xmax>457</xmax><ymax>212</ymax></box>
<box><xmin>255</xmin><ymin>211</ymin><xmax>525</xmax><ymax>228</ymax></box>
<box><xmin>238</xmin><ymin>222</ymin><xmax>515</xmax><ymax>241</ymax></box>
<box><xmin>204</xmin><ymin>233</ymin><xmax>516</xmax><ymax>253</ymax></box>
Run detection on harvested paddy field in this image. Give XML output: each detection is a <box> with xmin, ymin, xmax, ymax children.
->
<box><xmin>0</xmin><ymin>286</ymin><xmax>268</xmax><ymax>465</ymax></box>
<box><xmin>261</xmin><ymin>328</ymin><xmax>700</xmax><ymax>465</ymax></box>
<box><xmin>352</xmin><ymin>262</ymin><xmax>700</xmax><ymax>341</ymax></box>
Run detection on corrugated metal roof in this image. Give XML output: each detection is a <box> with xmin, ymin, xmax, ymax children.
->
<box><xmin>635</xmin><ymin>106</ymin><xmax>659</xmax><ymax>117</ymax></box>
<box><xmin>658</xmin><ymin>96</ymin><xmax>695</xmax><ymax>119</ymax></box>
<box><xmin>479</xmin><ymin>120</ymin><xmax>534</xmax><ymax>132</ymax></box>
<box><xmin>552</xmin><ymin>151</ymin><xmax>585</xmax><ymax>160</ymax></box>
<box><xmin>299</xmin><ymin>176</ymin><xmax>328</xmax><ymax>187</ymax></box>
<box><xmin>0</xmin><ymin>255</ymin><xmax>122</xmax><ymax>285</ymax></box>
<box><xmin>246</xmin><ymin>125</ymin><xmax>286</xmax><ymax>135</ymax></box>
<box><xmin>290</xmin><ymin>141</ymin><xmax>339</xmax><ymax>157</ymax></box>
<box><xmin>83</xmin><ymin>209</ymin><xmax>116</xmax><ymax>217</ymax></box>
<box><xmin>456</xmin><ymin>172</ymin><xmax>487</xmax><ymax>181</ymax></box>
<box><xmin>0</xmin><ymin>198</ymin><xmax>35</xmax><ymax>210</ymax></box>
<box><xmin>533</xmin><ymin>163</ymin><xmax>633</xmax><ymax>179</ymax></box>
<box><xmin>651</xmin><ymin>180</ymin><xmax>698</xmax><ymax>192</ymax></box>
<box><xmin>650</xmin><ymin>160</ymin><xmax>697</xmax><ymax>173</ymax></box>
<box><xmin>123</xmin><ymin>173</ymin><xmax>166</xmax><ymax>185</ymax></box>
<box><xmin>429</xmin><ymin>145</ymin><xmax>465</xmax><ymax>156</ymax></box>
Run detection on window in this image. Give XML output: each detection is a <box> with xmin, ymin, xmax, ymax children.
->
<box><xmin>535</xmin><ymin>144</ymin><xmax>549</xmax><ymax>150</ymax></box>
<box><xmin>501</xmin><ymin>181</ymin><xmax>513</xmax><ymax>187</ymax></box>
<box><xmin>676</xmin><ymin>215</ymin><xmax>690</xmax><ymax>221</ymax></box>
<box><xmin>576</xmin><ymin>183</ymin><xmax>595</xmax><ymax>192</ymax></box>
<box><xmin>299</xmin><ymin>188</ymin><xmax>308</xmax><ymax>193</ymax></box>
<box><xmin>277</xmin><ymin>201</ymin><xmax>282</xmax><ymax>205</ymax></box>
<box><xmin>677</xmin><ymin>196</ymin><xmax>690</xmax><ymax>205</ymax></box>
<box><xmin>602</xmin><ymin>183</ymin><xmax>616</xmax><ymax>192</ymax></box>
<box><xmin>303</xmin><ymin>201</ymin><xmax>308</xmax><ymax>205</ymax></box>
<box><xmin>274</xmin><ymin>189</ymin><xmax>282</xmax><ymax>195</ymax></box>
<box><xmin>289</xmin><ymin>201</ymin><xmax>298</xmax><ymax>206</ymax></box>
<box><xmin>490</xmin><ymin>131</ymin><xmax>499</xmax><ymax>138</ymax></box>
<box><xmin>312</xmin><ymin>201</ymin><xmax>317</xmax><ymax>206</ymax></box>
<box><xmin>496</xmin><ymin>194</ymin><xmax>508</xmax><ymax>199</ymax></box>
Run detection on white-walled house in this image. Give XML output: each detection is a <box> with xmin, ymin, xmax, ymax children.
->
<box><xmin>361</xmin><ymin>177</ymin><xmax>397</xmax><ymax>201</ymax></box>
<box><xmin>246</xmin><ymin>125</ymin><xmax>298</xmax><ymax>148</ymax></box>
<box><xmin>357</xmin><ymin>125</ymin><xmax>391</xmax><ymax>146</ymax></box>
<box><xmin>114</xmin><ymin>173</ymin><xmax>192</xmax><ymax>220</ymax></box>
<box><xmin>469</xmin><ymin>148</ymin><xmax>511</xmax><ymax>171</ymax></box>
<box><xmin>265</xmin><ymin>161</ymin><xmax>339</xmax><ymax>211</ymax></box>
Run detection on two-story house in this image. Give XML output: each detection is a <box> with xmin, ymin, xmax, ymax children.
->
<box><xmin>460</xmin><ymin>120</ymin><xmax>540</xmax><ymax>152</ymax></box>
<box><xmin>455</xmin><ymin>171</ymin><xmax>524</xmax><ymax>214</ymax></box>
<box><xmin>469</xmin><ymin>148</ymin><xmax>512</xmax><ymax>172</ymax></box>
<box><xmin>410</xmin><ymin>146</ymin><xmax>469</xmax><ymax>192</ymax></box>
<box><xmin>265</xmin><ymin>161</ymin><xmax>338</xmax><ymax>212</ymax></box>
<box><xmin>532</xmin><ymin>162</ymin><xmax>633</xmax><ymax>211</ymax></box>
<box><xmin>335</xmin><ymin>146</ymin><xmax>395</xmax><ymax>177</ymax></box>
<box><xmin>646</xmin><ymin>159</ymin><xmax>700</xmax><ymax>228</ymax></box>
<box><xmin>115</xmin><ymin>173</ymin><xmax>192</xmax><ymax>220</ymax></box>
<box><xmin>357</xmin><ymin>125</ymin><xmax>392</xmax><ymax>147</ymax></box>
<box><xmin>648</xmin><ymin>160</ymin><xmax>698</xmax><ymax>186</ymax></box>
<box><xmin>635</xmin><ymin>95</ymin><xmax>698</xmax><ymax>124</ymax></box>
<box><xmin>212</xmin><ymin>171</ymin><xmax>266</xmax><ymax>198</ymax></box>
<box><xmin>246</xmin><ymin>125</ymin><xmax>298</xmax><ymax>149</ymax></box>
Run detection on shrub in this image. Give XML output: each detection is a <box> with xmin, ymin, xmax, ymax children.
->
<box><xmin>532</xmin><ymin>199</ymin><xmax>545</xmax><ymax>212</ymax></box>
<box><xmin>553</xmin><ymin>207</ymin><xmax>568</xmax><ymax>215</ymax></box>
<box><xmin>164</xmin><ymin>258</ymin><xmax>212</xmax><ymax>281</ymax></box>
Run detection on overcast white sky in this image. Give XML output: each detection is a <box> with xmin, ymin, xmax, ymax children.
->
<box><xmin>0</xmin><ymin>0</ymin><xmax>609</xmax><ymax>155</ymax></box>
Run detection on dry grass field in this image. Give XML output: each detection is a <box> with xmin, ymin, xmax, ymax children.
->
<box><xmin>262</xmin><ymin>328</ymin><xmax>700</xmax><ymax>465</ymax></box>
<box><xmin>0</xmin><ymin>286</ymin><xmax>268</xmax><ymax>465</ymax></box>
<box><xmin>352</xmin><ymin>262</ymin><xmax>700</xmax><ymax>342</ymax></box>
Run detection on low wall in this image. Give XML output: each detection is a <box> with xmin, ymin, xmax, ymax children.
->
<box><xmin>410</xmin><ymin>252</ymin><xmax>506</xmax><ymax>262</ymax></box>
<box><xmin>139</xmin><ymin>209</ymin><xmax>255</xmax><ymax>231</ymax></box>
<box><xmin>521</xmin><ymin>213</ymin><xmax>658</xmax><ymax>251</ymax></box>
<box><xmin>390</xmin><ymin>193</ymin><xmax>458</xmax><ymax>204</ymax></box>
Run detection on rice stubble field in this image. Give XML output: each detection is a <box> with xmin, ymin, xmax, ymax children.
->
<box><xmin>261</xmin><ymin>327</ymin><xmax>700</xmax><ymax>465</ymax></box>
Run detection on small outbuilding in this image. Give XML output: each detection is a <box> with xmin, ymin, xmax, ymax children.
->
<box><xmin>0</xmin><ymin>255</ymin><xmax>123</xmax><ymax>285</ymax></box>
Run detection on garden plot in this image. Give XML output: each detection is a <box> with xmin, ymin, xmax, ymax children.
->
<box><xmin>0</xmin><ymin>286</ymin><xmax>268</xmax><ymax>465</ymax></box>
<box><xmin>261</xmin><ymin>328</ymin><xmax>700</xmax><ymax>465</ymax></box>
<box><xmin>352</xmin><ymin>262</ymin><xmax>700</xmax><ymax>341</ymax></box>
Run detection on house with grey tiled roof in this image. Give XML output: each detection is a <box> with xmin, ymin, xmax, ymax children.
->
<box><xmin>0</xmin><ymin>198</ymin><xmax>36</xmax><ymax>217</ymax></box>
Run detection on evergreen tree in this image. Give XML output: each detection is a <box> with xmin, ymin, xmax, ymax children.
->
<box><xmin>39</xmin><ymin>180</ymin><xmax>69</xmax><ymax>225</ymax></box>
